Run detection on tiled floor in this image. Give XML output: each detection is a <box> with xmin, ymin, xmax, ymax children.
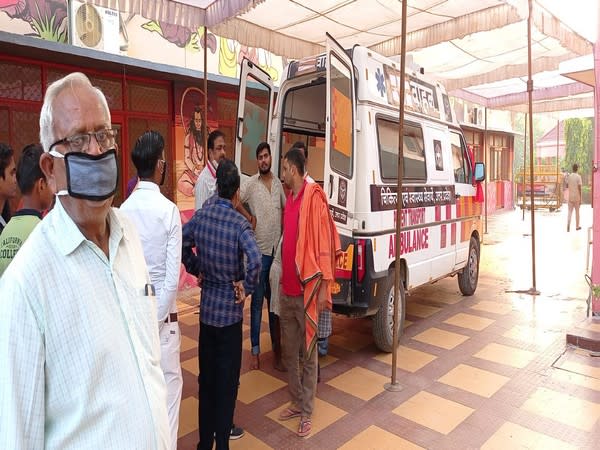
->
<box><xmin>176</xmin><ymin>206</ymin><xmax>600</xmax><ymax>449</ymax></box>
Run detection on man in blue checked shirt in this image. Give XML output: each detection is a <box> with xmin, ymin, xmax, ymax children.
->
<box><xmin>182</xmin><ymin>159</ymin><xmax>261</xmax><ymax>450</ymax></box>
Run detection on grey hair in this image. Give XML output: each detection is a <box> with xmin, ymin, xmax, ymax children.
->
<box><xmin>39</xmin><ymin>72</ymin><xmax>110</xmax><ymax>152</ymax></box>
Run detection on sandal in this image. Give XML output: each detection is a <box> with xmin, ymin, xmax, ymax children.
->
<box><xmin>297</xmin><ymin>417</ymin><xmax>312</xmax><ymax>438</ymax></box>
<box><xmin>278</xmin><ymin>407</ymin><xmax>301</xmax><ymax>421</ymax></box>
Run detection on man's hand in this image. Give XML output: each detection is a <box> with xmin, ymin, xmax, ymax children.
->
<box><xmin>233</xmin><ymin>280</ymin><xmax>246</xmax><ymax>304</ymax></box>
<box><xmin>250</xmin><ymin>215</ymin><xmax>257</xmax><ymax>230</ymax></box>
<box><xmin>317</xmin><ymin>281</ymin><xmax>329</xmax><ymax>312</ymax></box>
<box><xmin>196</xmin><ymin>273</ymin><xmax>203</xmax><ymax>288</ymax></box>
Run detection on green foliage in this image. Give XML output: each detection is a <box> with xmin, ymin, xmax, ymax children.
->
<box><xmin>562</xmin><ymin>118</ymin><xmax>593</xmax><ymax>179</ymax></box>
<box><xmin>513</xmin><ymin>113</ymin><xmax>546</xmax><ymax>173</ymax></box>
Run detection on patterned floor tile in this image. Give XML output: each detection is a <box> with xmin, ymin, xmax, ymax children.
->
<box><xmin>393</xmin><ymin>391</ymin><xmax>474</xmax><ymax>435</ymax></box>
<box><xmin>181</xmin><ymin>356</ymin><xmax>199</xmax><ymax>377</ymax></box>
<box><xmin>338</xmin><ymin>425</ymin><xmax>424</xmax><ymax>450</ymax></box>
<box><xmin>438</xmin><ymin>364</ymin><xmax>509</xmax><ymax>398</ymax></box>
<box><xmin>178</xmin><ymin>397</ymin><xmax>198</xmax><ymax>438</ymax></box>
<box><xmin>412</xmin><ymin>327</ymin><xmax>469</xmax><ymax>350</ymax></box>
<box><xmin>503</xmin><ymin>325</ymin><xmax>560</xmax><ymax>347</ymax></box>
<box><xmin>470</xmin><ymin>301</ymin><xmax>513</xmax><ymax>315</ymax></box>
<box><xmin>374</xmin><ymin>345</ymin><xmax>437</xmax><ymax>372</ymax></box>
<box><xmin>238</xmin><ymin>370</ymin><xmax>286</xmax><ymax>404</ymax></box>
<box><xmin>229</xmin><ymin>432</ymin><xmax>272</xmax><ymax>449</ymax></box>
<box><xmin>474</xmin><ymin>343</ymin><xmax>537</xmax><ymax>369</ymax></box>
<box><xmin>266</xmin><ymin>398</ymin><xmax>347</xmax><ymax>436</ymax></box>
<box><xmin>327</xmin><ymin>367</ymin><xmax>389</xmax><ymax>401</ymax></box>
<box><xmin>481</xmin><ymin>422</ymin><xmax>577</xmax><ymax>450</ymax></box>
<box><xmin>319</xmin><ymin>354</ymin><xmax>339</xmax><ymax>368</ymax></box>
<box><xmin>180</xmin><ymin>335</ymin><xmax>197</xmax><ymax>353</ymax></box>
<box><xmin>444</xmin><ymin>313</ymin><xmax>494</xmax><ymax>331</ymax></box>
<box><xmin>179</xmin><ymin>313</ymin><xmax>198</xmax><ymax>327</ymax></box>
<box><xmin>329</xmin><ymin>330</ymin><xmax>371</xmax><ymax>352</ymax></box>
<box><xmin>522</xmin><ymin>387</ymin><xmax>600</xmax><ymax>431</ymax></box>
<box><xmin>406</xmin><ymin>302</ymin><xmax>442</xmax><ymax>318</ymax></box>
<box><xmin>552</xmin><ymin>368</ymin><xmax>600</xmax><ymax>391</ymax></box>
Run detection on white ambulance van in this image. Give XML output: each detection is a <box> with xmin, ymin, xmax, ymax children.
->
<box><xmin>234</xmin><ymin>35</ymin><xmax>486</xmax><ymax>352</ymax></box>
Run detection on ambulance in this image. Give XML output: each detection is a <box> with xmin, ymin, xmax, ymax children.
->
<box><xmin>234</xmin><ymin>35</ymin><xmax>485</xmax><ymax>352</ymax></box>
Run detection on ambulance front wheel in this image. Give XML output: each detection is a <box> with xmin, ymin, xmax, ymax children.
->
<box><xmin>458</xmin><ymin>236</ymin><xmax>480</xmax><ymax>296</ymax></box>
<box><xmin>373</xmin><ymin>271</ymin><xmax>405</xmax><ymax>353</ymax></box>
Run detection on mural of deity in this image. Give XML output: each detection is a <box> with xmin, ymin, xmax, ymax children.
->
<box><xmin>177</xmin><ymin>105</ymin><xmax>205</xmax><ymax>197</ymax></box>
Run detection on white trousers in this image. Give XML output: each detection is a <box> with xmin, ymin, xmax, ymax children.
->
<box><xmin>160</xmin><ymin>320</ymin><xmax>183</xmax><ymax>450</ymax></box>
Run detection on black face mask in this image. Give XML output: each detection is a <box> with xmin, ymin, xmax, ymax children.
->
<box><xmin>50</xmin><ymin>149</ymin><xmax>118</xmax><ymax>201</ymax></box>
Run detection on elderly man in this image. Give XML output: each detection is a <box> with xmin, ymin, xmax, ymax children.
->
<box><xmin>0</xmin><ymin>72</ymin><xmax>169</xmax><ymax>449</ymax></box>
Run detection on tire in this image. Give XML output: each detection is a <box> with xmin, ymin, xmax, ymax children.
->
<box><xmin>458</xmin><ymin>236</ymin><xmax>480</xmax><ymax>296</ymax></box>
<box><xmin>373</xmin><ymin>271</ymin><xmax>405</xmax><ymax>352</ymax></box>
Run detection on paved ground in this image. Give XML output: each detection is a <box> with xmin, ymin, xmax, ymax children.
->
<box><xmin>176</xmin><ymin>204</ymin><xmax>600</xmax><ymax>449</ymax></box>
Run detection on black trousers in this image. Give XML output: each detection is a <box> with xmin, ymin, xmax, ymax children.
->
<box><xmin>197</xmin><ymin>320</ymin><xmax>242</xmax><ymax>450</ymax></box>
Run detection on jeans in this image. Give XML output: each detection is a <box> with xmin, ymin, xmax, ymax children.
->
<box><xmin>197</xmin><ymin>321</ymin><xmax>242</xmax><ymax>450</ymax></box>
<box><xmin>250</xmin><ymin>254</ymin><xmax>276</xmax><ymax>355</ymax></box>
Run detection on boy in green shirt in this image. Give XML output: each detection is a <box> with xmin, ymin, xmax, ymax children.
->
<box><xmin>0</xmin><ymin>144</ymin><xmax>53</xmax><ymax>276</ymax></box>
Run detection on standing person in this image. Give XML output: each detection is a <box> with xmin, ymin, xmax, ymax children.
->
<box><xmin>241</xmin><ymin>142</ymin><xmax>286</xmax><ymax>371</ymax></box>
<box><xmin>182</xmin><ymin>159</ymin><xmax>261</xmax><ymax>450</ymax></box>
<box><xmin>292</xmin><ymin>140</ymin><xmax>330</xmax><ymax>356</ymax></box>
<box><xmin>194</xmin><ymin>130</ymin><xmax>227</xmax><ymax>210</ymax></box>
<box><xmin>277</xmin><ymin>148</ymin><xmax>341</xmax><ymax>438</ymax></box>
<box><xmin>121</xmin><ymin>130</ymin><xmax>183</xmax><ymax>450</ymax></box>
<box><xmin>567</xmin><ymin>163</ymin><xmax>583</xmax><ymax>232</ymax></box>
<box><xmin>0</xmin><ymin>72</ymin><xmax>169</xmax><ymax>449</ymax></box>
<box><xmin>0</xmin><ymin>142</ymin><xmax>17</xmax><ymax>233</ymax></box>
<box><xmin>0</xmin><ymin>144</ymin><xmax>53</xmax><ymax>276</ymax></box>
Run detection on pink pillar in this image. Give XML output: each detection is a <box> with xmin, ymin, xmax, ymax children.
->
<box><xmin>592</xmin><ymin>20</ymin><xmax>600</xmax><ymax>314</ymax></box>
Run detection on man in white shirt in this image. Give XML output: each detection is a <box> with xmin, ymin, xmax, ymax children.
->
<box><xmin>0</xmin><ymin>72</ymin><xmax>169</xmax><ymax>449</ymax></box>
<box><xmin>121</xmin><ymin>130</ymin><xmax>183</xmax><ymax>450</ymax></box>
<box><xmin>567</xmin><ymin>163</ymin><xmax>583</xmax><ymax>232</ymax></box>
<box><xmin>194</xmin><ymin>130</ymin><xmax>227</xmax><ymax>210</ymax></box>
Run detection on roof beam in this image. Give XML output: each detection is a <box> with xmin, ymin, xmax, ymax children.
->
<box><xmin>485</xmin><ymin>82</ymin><xmax>593</xmax><ymax>108</ymax></box>
<box><xmin>505</xmin><ymin>96</ymin><xmax>593</xmax><ymax>113</ymax></box>
<box><xmin>370</xmin><ymin>4</ymin><xmax>522</xmax><ymax>56</ymax></box>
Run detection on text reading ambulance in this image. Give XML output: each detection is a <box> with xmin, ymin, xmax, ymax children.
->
<box><xmin>235</xmin><ymin>35</ymin><xmax>485</xmax><ymax>352</ymax></box>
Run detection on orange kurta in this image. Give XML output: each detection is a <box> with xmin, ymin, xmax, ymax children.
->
<box><xmin>295</xmin><ymin>183</ymin><xmax>341</xmax><ymax>357</ymax></box>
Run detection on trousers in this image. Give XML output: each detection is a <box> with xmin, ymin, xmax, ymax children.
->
<box><xmin>160</xmin><ymin>320</ymin><xmax>183</xmax><ymax>450</ymax></box>
<box><xmin>197</xmin><ymin>321</ymin><xmax>242</xmax><ymax>450</ymax></box>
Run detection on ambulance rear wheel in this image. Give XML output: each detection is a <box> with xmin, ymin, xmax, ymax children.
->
<box><xmin>373</xmin><ymin>271</ymin><xmax>405</xmax><ymax>353</ymax></box>
<box><xmin>458</xmin><ymin>236</ymin><xmax>480</xmax><ymax>296</ymax></box>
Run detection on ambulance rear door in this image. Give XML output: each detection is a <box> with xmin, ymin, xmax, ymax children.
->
<box><xmin>235</xmin><ymin>58</ymin><xmax>275</xmax><ymax>176</ymax></box>
<box><xmin>324</xmin><ymin>33</ymin><xmax>357</xmax><ymax>237</ymax></box>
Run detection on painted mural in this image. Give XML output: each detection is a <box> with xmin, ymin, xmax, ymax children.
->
<box><xmin>0</xmin><ymin>0</ymin><xmax>67</xmax><ymax>42</ymax></box>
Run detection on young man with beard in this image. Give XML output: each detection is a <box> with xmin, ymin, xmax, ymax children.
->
<box><xmin>121</xmin><ymin>130</ymin><xmax>183</xmax><ymax>450</ymax></box>
<box><xmin>240</xmin><ymin>142</ymin><xmax>286</xmax><ymax>371</ymax></box>
<box><xmin>277</xmin><ymin>148</ymin><xmax>341</xmax><ymax>438</ymax></box>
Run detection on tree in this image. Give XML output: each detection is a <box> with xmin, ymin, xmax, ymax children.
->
<box><xmin>563</xmin><ymin>118</ymin><xmax>593</xmax><ymax>182</ymax></box>
<box><xmin>513</xmin><ymin>113</ymin><xmax>546</xmax><ymax>174</ymax></box>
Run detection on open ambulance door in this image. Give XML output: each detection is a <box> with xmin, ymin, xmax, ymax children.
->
<box><xmin>324</xmin><ymin>33</ymin><xmax>357</xmax><ymax>238</ymax></box>
<box><xmin>235</xmin><ymin>58</ymin><xmax>275</xmax><ymax>177</ymax></box>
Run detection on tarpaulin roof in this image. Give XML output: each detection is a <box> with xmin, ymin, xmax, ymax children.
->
<box><xmin>91</xmin><ymin>0</ymin><xmax>596</xmax><ymax>115</ymax></box>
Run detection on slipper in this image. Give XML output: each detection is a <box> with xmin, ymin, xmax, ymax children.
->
<box><xmin>297</xmin><ymin>417</ymin><xmax>312</xmax><ymax>438</ymax></box>
<box><xmin>278</xmin><ymin>407</ymin><xmax>301</xmax><ymax>421</ymax></box>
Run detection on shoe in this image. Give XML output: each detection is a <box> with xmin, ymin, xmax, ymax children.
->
<box><xmin>317</xmin><ymin>337</ymin><xmax>328</xmax><ymax>357</ymax></box>
<box><xmin>230</xmin><ymin>425</ymin><xmax>244</xmax><ymax>440</ymax></box>
<box><xmin>577</xmin><ymin>227</ymin><xmax>582</xmax><ymax>230</ymax></box>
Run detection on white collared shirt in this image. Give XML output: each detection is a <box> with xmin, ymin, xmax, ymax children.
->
<box><xmin>0</xmin><ymin>199</ymin><xmax>169</xmax><ymax>450</ymax></box>
<box><xmin>194</xmin><ymin>163</ymin><xmax>216</xmax><ymax>211</ymax></box>
<box><xmin>121</xmin><ymin>181</ymin><xmax>182</xmax><ymax>323</ymax></box>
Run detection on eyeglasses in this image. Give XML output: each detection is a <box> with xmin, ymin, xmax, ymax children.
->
<box><xmin>49</xmin><ymin>129</ymin><xmax>117</xmax><ymax>154</ymax></box>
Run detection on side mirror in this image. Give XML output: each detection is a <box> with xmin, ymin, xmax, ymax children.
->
<box><xmin>474</xmin><ymin>162</ymin><xmax>485</xmax><ymax>182</ymax></box>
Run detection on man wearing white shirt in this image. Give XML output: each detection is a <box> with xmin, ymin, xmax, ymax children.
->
<box><xmin>0</xmin><ymin>72</ymin><xmax>169</xmax><ymax>449</ymax></box>
<box><xmin>121</xmin><ymin>130</ymin><xmax>183</xmax><ymax>450</ymax></box>
<box><xmin>194</xmin><ymin>130</ymin><xmax>227</xmax><ymax>211</ymax></box>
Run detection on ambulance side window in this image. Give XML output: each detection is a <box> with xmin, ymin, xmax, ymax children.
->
<box><xmin>329</xmin><ymin>54</ymin><xmax>353</xmax><ymax>177</ymax></box>
<box><xmin>376</xmin><ymin>118</ymin><xmax>426</xmax><ymax>181</ymax></box>
<box><xmin>450</xmin><ymin>131</ymin><xmax>472</xmax><ymax>184</ymax></box>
